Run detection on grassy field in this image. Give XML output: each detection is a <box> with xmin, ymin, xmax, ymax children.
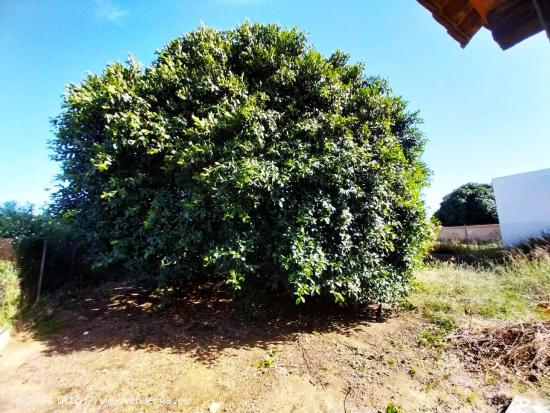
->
<box><xmin>410</xmin><ymin>245</ymin><xmax>550</xmax><ymax>347</ymax></box>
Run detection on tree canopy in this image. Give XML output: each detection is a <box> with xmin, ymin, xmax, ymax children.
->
<box><xmin>0</xmin><ymin>202</ymin><xmax>40</xmax><ymax>239</ymax></box>
<box><xmin>52</xmin><ymin>23</ymin><xmax>430</xmax><ymax>305</ymax></box>
<box><xmin>434</xmin><ymin>183</ymin><xmax>499</xmax><ymax>226</ymax></box>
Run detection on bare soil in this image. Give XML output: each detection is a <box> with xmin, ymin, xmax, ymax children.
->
<box><xmin>0</xmin><ymin>281</ymin><xmax>545</xmax><ymax>412</ymax></box>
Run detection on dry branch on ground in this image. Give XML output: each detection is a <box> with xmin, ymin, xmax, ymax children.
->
<box><xmin>449</xmin><ymin>321</ymin><xmax>550</xmax><ymax>380</ymax></box>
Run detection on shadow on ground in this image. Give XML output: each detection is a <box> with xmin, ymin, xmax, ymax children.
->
<box><xmin>29</xmin><ymin>280</ymin><xmax>383</xmax><ymax>365</ymax></box>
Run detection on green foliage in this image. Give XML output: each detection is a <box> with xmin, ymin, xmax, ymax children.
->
<box><xmin>385</xmin><ymin>402</ymin><xmax>403</xmax><ymax>413</ymax></box>
<box><xmin>0</xmin><ymin>260</ymin><xmax>20</xmax><ymax>327</ymax></box>
<box><xmin>20</xmin><ymin>297</ymin><xmax>68</xmax><ymax>338</ymax></box>
<box><xmin>466</xmin><ymin>392</ymin><xmax>478</xmax><ymax>404</ymax></box>
<box><xmin>0</xmin><ymin>202</ymin><xmax>43</xmax><ymax>239</ymax></box>
<box><xmin>257</xmin><ymin>349</ymin><xmax>277</xmax><ymax>369</ymax></box>
<box><xmin>434</xmin><ymin>183</ymin><xmax>498</xmax><ymax>226</ymax></box>
<box><xmin>52</xmin><ymin>23</ymin><xmax>430</xmax><ymax>305</ymax></box>
<box><xmin>418</xmin><ymin>327</ymin><xmax>447</xmax><ymax>348</ymax></box>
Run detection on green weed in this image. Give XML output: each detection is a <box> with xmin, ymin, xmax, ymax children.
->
<box><xmin>385</xmin><ymin>402</ymin><xmax>403</xmax><ymax>413</ymax></box>
<box><xmin>466</xmin><ymin>392</ymin><xmax>478</xmax><ymax>404</ymax></box>
<box><xmin>418</xmin><ymin>327</ymin><xmax>447</xmax><ymax>348</ymax></box>
<box><xmin>257</xmin><ymin>349</ymin><xmax>277</xmax><ymax>369</ymax></box>
<box><xmin>0</xmin><ymin>260</ymin><xmax>20</xmax><ymax>327</ymax></box>
<box><xmin>485</xmin><ymin>374</ymin><xmax>498</xmax><ymax>385</ymax></box>
<box><xmin>20</xmin><ymin>298</ymin><xmax>67</xmax><ymax>338</ymax></box>
<box><xmin>353</xmin><ymin>361</ymin><xmax>367</xmax><ymax>373</ymax></box>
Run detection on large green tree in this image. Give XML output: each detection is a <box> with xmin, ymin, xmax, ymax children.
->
<box><xmin>434</xmin><ymin>183</ymin><xmax>498</xmax><ymax>226</ymax></box>
<box><xmin>52</xmin><ymin>23</ymin><xmax>430</xmax><ymax>305</ymax></box>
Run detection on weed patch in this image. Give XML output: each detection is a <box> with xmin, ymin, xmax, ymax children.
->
<box><xmin>412</xmin><ymin>251</ymin><xmax>550</xmax><ymax>333</ymax></box>
<box><xmin>20</xmin><ymin>298</ymin><xmax>68</xmax><ymax>339</ymax></box>
<box><xmin>257</xmin><ymin>349</ymin><xmax>277</xmax><ymax>369</ymax></box>
<box><xmin>385</xmin><ymin>402</ymin><xmax>403</xmax><ymax>413</ymax></box>
<box><xmin>0</xmin><ymin>260</ymin><xmax>20</xmax><ymax>327</ymax></box>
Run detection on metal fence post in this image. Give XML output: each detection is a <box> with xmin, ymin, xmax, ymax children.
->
<box><xmin>69</xmin><ymin>242</ymin><xmax>77</xmax><ymax>279</ymax></box>
<box><xmin>35</xmin><ymin>239</ymin><xmax>47</xmax><ymax>305</ymax></box>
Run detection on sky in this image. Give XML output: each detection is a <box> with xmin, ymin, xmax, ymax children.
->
<box><xmin>1</xmin><ymin>0</ymin><xmax>549</xmax><ymax>214</ymax></box>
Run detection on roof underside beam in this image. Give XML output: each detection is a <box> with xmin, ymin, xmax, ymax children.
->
<box><xmin>418</xmin><ymin>0</ymin><xmax>550</xmax><ymax>49</ymax></box>
<box><xmin>487</xmin><ymin>0</ymin><xmax>544</xmax><ymax>49</ymax></box>
<box><xmin>532</xmin><ymin>0</ymin><xmax>550</xmax><ymax>43</ymax></box>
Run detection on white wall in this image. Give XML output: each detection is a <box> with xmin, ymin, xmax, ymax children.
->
<box><xmin>492</xmin><ymin>168</ymin><xmax>550</xmax><ymax>247</ymax></box>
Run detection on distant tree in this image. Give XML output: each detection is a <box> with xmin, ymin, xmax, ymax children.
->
<box><xmin>0</xmin><ymin>201</ymin><xmax>76</xmax><ymax>241</ymax></box>
<box><xmin>434</xmin><ymin>183</ymin><xmax>498</xmax><ymax>226</ymax></box>
<box><xmin>0</xmin><ymin>202</ymin><xmax>39</xmax><ymax>239</ymax></box>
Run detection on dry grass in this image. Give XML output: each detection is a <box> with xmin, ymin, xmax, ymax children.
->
<box><xmin>450</xmin><ymin>321</ymin><xmax>550</xmax><ymax>379</ymax></box>
<box><xmin>410</xmin><ymin>248</ymin><xmax>550</xmax><ymax>333</ymax></box>
<box><xmin>429</xmin><ymin>240</ymin><xmax>506</xmax><ymax>266</ymax></box>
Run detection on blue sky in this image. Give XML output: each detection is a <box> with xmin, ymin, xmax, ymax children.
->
<box><xmin>1</xmin><ymin>0</ymin><xmax>549</xmax><ymax>213</ymax></box>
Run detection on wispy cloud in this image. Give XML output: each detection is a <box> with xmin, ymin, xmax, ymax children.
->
<box><xmin>95</xmin><ymin>0</ymin><xmax>127</xmax><ymax>23</ymax></box>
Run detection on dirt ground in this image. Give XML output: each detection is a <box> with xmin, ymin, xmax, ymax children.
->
<box><xmin>0</xmin><ymin>281</ymin><xmax>545</xmax><ymax>412</ymax></box>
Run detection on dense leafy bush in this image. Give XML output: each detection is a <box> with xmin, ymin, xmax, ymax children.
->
<box><xmin>0</xmin><ymin>260</ymin><xmax>20</xmax><ymax>327</ymax></box>
<box><xmin>434</xmin><ymin>183</ymin><xmax>498</xmax><ymax>226</ymax></box>
<box><xmin>52</xmin><ymin>23</ymin><xmax>430</xmax><ymax>304</ymax></box>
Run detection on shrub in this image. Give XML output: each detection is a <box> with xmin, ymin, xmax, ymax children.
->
<box><xmin>434</xmin><ymin>183</ymin><xmax>498</xmax><ymax>226</ymax></box>
<box><xmin>51</xmin><ymin>23</ymin><xmax>430</xmax><ymax>305</ymax></box>
<box><xmin>0</xmin><ymin>201</ymin><xmax>41</xmax><ymax>239</ymax></box>
<box><xmin>0</xmin><ymin>201</ymin><xmax>96</xmax><ymax>298</ymax></box>
<box><xmin>0</xmin><ymin>261</ymin><xmax>20</xmax><ymax>327</ymax></box>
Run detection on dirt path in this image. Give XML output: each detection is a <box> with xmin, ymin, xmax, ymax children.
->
<box><xmin>0</xmin><ymin>282</ymin><xmax>537</xmax><ymax>412</ymax></box>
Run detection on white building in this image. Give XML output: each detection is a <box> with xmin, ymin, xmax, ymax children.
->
<box><xmin>492</xmin><ymin>168</ymin><xmax>550</xmax><ymax>248</ymax></box>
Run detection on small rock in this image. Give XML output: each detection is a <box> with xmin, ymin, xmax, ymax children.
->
<box><xmin>83</xmin><ymin>331</ymin><xmax>89</xmax><ymax>336</ymax></box>
<box><xmin>0</xmin><ymin>328</ymin><xmax>11</xmax><ymax>353</ymax></box>
<box><xmin>209</xmin><ymin>401</ymin><xmax>222</xmax><ymax>413</ymax></box>
<box><xmin>505</xmin><ymin>396</ymin><xmax>549</xmax><ymax>413</ymax></box>
<box><xmin>77</xmin><ymin>316</ymin><xmax>88</xmax><ymax>321</ymax></box>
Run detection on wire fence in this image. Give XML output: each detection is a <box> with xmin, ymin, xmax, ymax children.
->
<box><xmin>0</xmin><ymin>239</ymin><xmax>15</xmax><ymax>262</ymax></box>
<box><xmin>0</xmin><ymin>237</ymin><xmax>92</xmax><ymax>301</ymax></box>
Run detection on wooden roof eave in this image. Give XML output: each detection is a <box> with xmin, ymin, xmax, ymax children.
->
<box><xmin>418</xmin><ymin>0</ymin><xmax>549</xmax><ymax>50</ymax></box>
